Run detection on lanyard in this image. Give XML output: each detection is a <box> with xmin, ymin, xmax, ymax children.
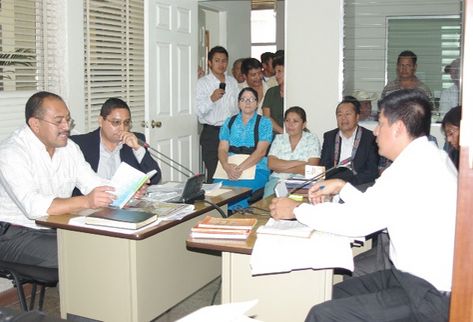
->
<box><xmin>333</xmin><ymin>127</ymin><xmax>362</xmax><ymax>167</ymax></box>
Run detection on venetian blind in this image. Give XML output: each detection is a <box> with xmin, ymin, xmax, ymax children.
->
<box><xmin>83</xmin><ymin>0</ymin><xmax>144</xmax><ymax>132</ymax></box>
<box><xmin>0</xmin><ymin>0</ymin><xmax>62</xmax><ymax>140</ymax></box>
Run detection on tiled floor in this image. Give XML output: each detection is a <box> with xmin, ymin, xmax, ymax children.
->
<box><xmin>3</xmin><ymin>277</ymin><xmax>221</xmax><ymax>321</ymax></box>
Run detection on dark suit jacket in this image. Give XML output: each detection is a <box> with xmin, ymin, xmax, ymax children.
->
<box><xmin>320</xmin><ymin>126</ymin><xmax>379</xmax><ymax>186</ymax></box>
<box><xmin>70</xmin><ymin>129</ymin><xmax>161</xmax><ymax>191</ymax></box>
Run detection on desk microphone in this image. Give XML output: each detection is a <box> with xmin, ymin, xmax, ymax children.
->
<box><xmin>137</xmin><ymin>138</ymin><xmax>206</xmax><ymax>204</ymax></box>
<box><xmin>287</xmin><ymin>157</ymin><xmax>352</xmax><ymax>194</ymax></box>
<box><xmin>137</xmin><ymin>138</ymin><xmax>195</xmax><ymax>178</ymax></box>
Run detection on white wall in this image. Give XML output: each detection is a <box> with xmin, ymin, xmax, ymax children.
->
<box><xmin>199</xmin><ymin>1</ymin><xmax>251</xmax><ymax>71</ymax></box>
<box><xmin>286</xmin><ymin>0</ymin><xmax>343</xmax><ymax>141</ymax></box>
<box><xmin>344</xmin><ymin>0</ymin><xmax>462</xmax><ymax>98</ymax></box>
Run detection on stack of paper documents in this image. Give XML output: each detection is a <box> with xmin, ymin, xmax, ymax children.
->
<box><xmin>250</xmin><ymin>220</ymin><xmax>354</xmax><ymax>275</ymax></box>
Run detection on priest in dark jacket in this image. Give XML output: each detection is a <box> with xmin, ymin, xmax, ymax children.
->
<box><xmin>71</xmin><ymin>98</ymin><xmax>161</xmax><ymax>194</ymax></box>
<box><xmin>320</xmin><ymin>97</ymin><xmax>379</xmax><ymax>187</ymax></box>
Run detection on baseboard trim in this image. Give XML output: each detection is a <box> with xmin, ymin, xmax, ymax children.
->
<box><xmin>0</xmin><ymin>284</ymin><xmax>33</xmax><ymax>306</ymax></box>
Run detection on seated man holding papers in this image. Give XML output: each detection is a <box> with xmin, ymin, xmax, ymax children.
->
<box><xmin>0</xmin><ymin>91</ymin><xmax>116</xmax><ymax>269</ymax></box>
<box><xmin>270</xmin><ymin>90</ymin><xmax>457</xmax><ymax>322</ymax></box>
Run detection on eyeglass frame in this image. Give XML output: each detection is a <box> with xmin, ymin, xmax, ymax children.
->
<box><xmin>36</xmin><ymin>116</ymin><xmax>75</xmax><ymax>130</ymax></box>
<box><xmin>239</xmin><ymin>97</ymin><xmax>257</xmax><ymax>104</ymax></box>
<box><xmin>103</xmin><ymin>118</ymin><xmax>133</xmax><ymax>129</ymax></box>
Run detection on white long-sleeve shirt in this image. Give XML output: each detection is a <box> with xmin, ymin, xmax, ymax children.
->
<box><xmin>294</xmin><ymin>137</ymin><xmax>457</xmax><ymax>292</ymax></box>
<box><xmin>195</xmin><ymin>71</ymin><xmax>239</xmax><ymax>126</ymax></box>
<box><xmin>0</xmin><ymin>125</ymin><xmax>107</xmax><ymax>229</ymax></box>
<box><xmin>439</xmin><ymin>84</ymin><xmax>459</xmax><ymax>115</ymax></box>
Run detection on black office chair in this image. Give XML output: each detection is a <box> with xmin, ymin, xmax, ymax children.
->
<box><xmin>0</xmin><ymin>261</ymin><xmax>58</xmax><ymax>312</ymax></box>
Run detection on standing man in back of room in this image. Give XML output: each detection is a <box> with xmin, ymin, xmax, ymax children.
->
<box><xmin>196</xmin><ymin>46</ymin><xmax>239</xmax><ymax>182</ymax></box>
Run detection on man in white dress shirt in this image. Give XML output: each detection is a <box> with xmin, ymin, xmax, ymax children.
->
<box><xmin>270</xmin><ymin>89</ymin><xmax>457</xmax><ymax>321</ymax></box>
<box><xmin>196</xmin><ymin>46</ymin><xmax>239</xmax><ymax>182</ymax></box>
<box><xmin>0</xmin><ymin>91</ymin><xmax>115</xmax><ymax>268</ymax></box>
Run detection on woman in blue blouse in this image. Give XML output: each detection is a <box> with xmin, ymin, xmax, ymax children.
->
<box><xmin>263</xmin><ymin>106</ymin><xmax>321</xmax><ymax>197</ymax></box>
<box><xmin>214</xmin><ymin>87</ymin><xmax>272</xmax><ymax>210</ymax></box>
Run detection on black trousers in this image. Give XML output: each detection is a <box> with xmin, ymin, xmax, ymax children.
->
<box><xmin>0</xmin><ymin>222</ymin><xmax>57</xmax><ymax>268</ymax></box>
<box><xmin>200</xmin><ymin>124</ymin><xmax>221</xmax><ymax>183</ymax></box>
<box><xmin>305</xmin><ymin>268</ymin><xmax>450</xmax><ymax>322</ymax></box>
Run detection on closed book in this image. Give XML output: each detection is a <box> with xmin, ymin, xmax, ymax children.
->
<box><xmin>190</xmin><ymin>230</ymin><xmax>251</xmax><ymax>240</ymax></box>
<box><xmin>196</xmin><ymin>215</ymin><xmax>257</xmax><ymax>230</ymax></box>
<box><xmin>85</xmin><ymin>208</ymin><xmax>157</xmax><ymax>230</ymax></box>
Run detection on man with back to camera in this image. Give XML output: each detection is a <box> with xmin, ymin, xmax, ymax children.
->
<box><xmin>0</xmin><ymin>91</ymin><xmax>116</xmax><ymax>269</ymax></box>
<box><xmin>381</xmin><ymin>50</ymin><xmax>433</xmax><ymax>100</ymax></box>
<box><xmin>196</xmin><ymin>46</ymin><xmax>239</xmax><ymax>182</ymax></box>
<box><xmin>70</xmin><ymin>97</ymin><xmax>161</xmax><ymax>188</ymax></box>
<box><xmin>270</xmin><ymin>89</ymin><xmax>457</xmax><ymax>321</ymax></box>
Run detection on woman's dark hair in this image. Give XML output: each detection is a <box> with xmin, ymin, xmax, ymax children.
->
<box><xmin>238</xmin><ymin>87</ymin><xmax>259</xmax><ymax>102</ymax></box>
<box><xmin>284</xmin><ymin>106</ymin><xmax>309</xmax><ymax>132</ymax></box>
<box><xmin>441</xmin><ymin>105</ymin><xmax>462</xmax><ymax>130</ymax></box>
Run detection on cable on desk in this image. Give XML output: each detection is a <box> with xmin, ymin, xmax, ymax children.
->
<box><xmin>201</xmin><ymin>200</ymin><xmax>228</xmax><ymax>218</ymax></box>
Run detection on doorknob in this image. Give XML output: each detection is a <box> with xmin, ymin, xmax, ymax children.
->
<box><xmin>141</xmin><ymin>120</ymin><xmax>148</xmax><ymax>128</ymax></box>
<box><xmin>151</xmin><ymin>120</ymin><xmax>162</xmax><ymax>128</ymax></box>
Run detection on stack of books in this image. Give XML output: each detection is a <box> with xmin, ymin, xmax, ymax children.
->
<box><xmin>190</xmin><ymin>215</ymin><xmax>257</xmax><ymax>240</ymax></box>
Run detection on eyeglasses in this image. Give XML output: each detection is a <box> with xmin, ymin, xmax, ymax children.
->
<box><xmin>37</xmin><ymin>117</ymin><xmax>75</xmax><ymax>130</ymax></box>
<box><xmin>105</xmin><ymin>118</ymin><xmax>132</xmax><ymax>128</ymax></box>
<box><xmin>239</xmin><ymin>98</ymin><xmax>257</xmax><ymax>104</ymax></box>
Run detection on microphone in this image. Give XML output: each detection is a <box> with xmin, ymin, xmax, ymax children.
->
<box><xmin>287</xmin><ymin>157</ymin><xmax>352</xmax><ymax>194</ymax></box>
<box><xmin>137</xmin><ymin>138</ymin><xmax>194</xmax><ymax>178</ymax></box>
<box><xmin>137</xmin><ymin>138</ymin><xmax>206</xmax><ymax>204</ymax></box>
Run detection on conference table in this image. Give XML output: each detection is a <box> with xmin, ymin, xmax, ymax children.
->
<box><xmin>36</xmin><ymin>187</ymin><xmax>250</xmax><ymax>322</ymax></box>
<box><xmin>186</xmin><ymin>197</ymin><xmax>335</xmax><ymax>322</ymax></box>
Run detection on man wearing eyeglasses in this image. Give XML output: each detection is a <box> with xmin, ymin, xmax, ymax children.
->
<box><xmin>70</xmin><ymin>98</ymin><xmax>161</xmax><ymax>187</ymax></box>
<box><xmin>0</xmin><ymin>91</ymin><xmax>116</xmax><ymax>269</ymax></box>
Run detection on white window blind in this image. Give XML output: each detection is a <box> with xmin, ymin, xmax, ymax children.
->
<box><xmin>84</xmin><ymin>0</ymin><xmax>144</xmax><ymax>132</ymax></box>
<box><xmin>0</xmin><ymin>0</ymin><xmax>62</xmax><ymax>140</ymax></box>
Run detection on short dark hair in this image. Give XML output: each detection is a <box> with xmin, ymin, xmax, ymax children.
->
<box><xmin>241</xmin><ymin>58</ymin><xmax>262</xmax><ymax>76</ymax></box>
<box><xmin>208</xmin><ymin>46</ymin><xmax>228</xmax><ymax>61</ymax></box>
<box><xmin>442</xmin><ymin>105</ymin><xmax>462</xmax><ymax>129</ymax></box>
<box><xmin>25</xmin><ymin>91</ymin><xmax>64</xmax><ymax>125</ymax></box>
<box><xmin>397</xmin><ymin>50</ymin><xmax>417</xmax><ymax>65</ymax></box>
<box><xmin>238</xmin><ymin>87</ymin><xmax>259</xmax><ymax>102</ymax></box>
<box><xmin>272</xmin><ymin>54</ymin><xmax>284</xmax><ymax>69</ymax></box>
<box><xmin>260</xmin><ymin>52</ymin><xmax>274</xmax><ymax>64</ymax></box>
<box><xmin>338</xmin><ymin>96</ymin><xmax>361</xmax><ymax>115</ymax></box>
<box><xmin>378</xmin><ymin>89</ymin><xmax>431</xmax><ymax>139</ymax></box>
<box><xmin>100</xmin><ymin>97</ymin><xmax>130</xmax><ymax>118</ymax></box>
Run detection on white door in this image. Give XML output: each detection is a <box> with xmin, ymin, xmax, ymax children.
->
<box><xmin>145</xmin><ymin>0</ymin><xmax>198</xmax><ymax>182</ymax></box>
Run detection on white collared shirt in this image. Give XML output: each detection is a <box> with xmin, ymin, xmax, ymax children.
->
<box><xmin>195</xmin><ymin>71</ymin><xmax>239</xmax><ymax>126</ymax></box>
<box><xmin>97</xmin><ymin>135</ymin><xmax>146</xmax><ymax>180</ymax></box>
<box><xmin>338</xmin><ymin>127</ymin><xmax>357</xmax><ymax>163</ymax></box>
<box><xmin>0</xmin><ymin>125</ymin><xmax>108</xmax><ymax>229</ymax></box>
<box><xmin>294</xmin><ymin>137</ymin><xmax>457</xmax><ymax>292</ymax></box>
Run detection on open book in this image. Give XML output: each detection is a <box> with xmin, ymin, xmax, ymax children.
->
<box><xmin>110</xmin><ymin>162</ymin><xmax>157</xmax><ymax>208</ymax></box>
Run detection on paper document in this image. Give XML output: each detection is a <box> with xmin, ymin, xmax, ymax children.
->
<box><xmin>213</xmin><ymin>154</ymin><xmax>256</xmax><ymax>180</ymax></box>
<box><xmin>250</xmin><ymin>229</ymin><xmax>354</xmax><ymax>275</ymax></box>
<box><xmin>257</xmin><ymin>218</ymin><xmax>314</xmax><ymax>238</ymax></box>
<box><xmin>177</xmin><ymin>299</ymin><xmax>260</xmax><ymax>322</ymax></box>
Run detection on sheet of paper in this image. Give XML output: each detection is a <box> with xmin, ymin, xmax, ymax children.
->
<box><xmin>213</xmin><ymin>154</ymin><xmax>256</xmax><ymax>180</ymax></box>
<box><xmin>205</xmin><ymin>188</ymin><xmax>232</xmax><ymax>197</ymax></box>
<box><xmin>177</xmin><ymin>299</ymin><xmax>260</xmax><ymax>322</ymax></box>
<box><xmin>250</xmin><ymin>229</ymin><xmax>354</xmax><ymax>275</ymax></box>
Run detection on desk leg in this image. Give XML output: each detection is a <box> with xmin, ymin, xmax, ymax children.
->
<box><xmin>222</xmin><ymin>252</ymin><xmax>332</xmax><ymax>322</ymax></box>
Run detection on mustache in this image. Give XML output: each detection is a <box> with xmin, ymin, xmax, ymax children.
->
<box><xmin>59</xmin><ymin>130</ymin><xmax>70</xmax><ymax>137</ymax></box>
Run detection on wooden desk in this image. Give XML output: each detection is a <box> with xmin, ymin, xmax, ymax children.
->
<box><xmin>36</xmin><ymin>188</ymin><xmax>250</xmax><ymax>322</ymax></box>
<box><xmin>186</xmin><ymin>198</ymin><xmax>333</xmax><ymax>322</ymax></box>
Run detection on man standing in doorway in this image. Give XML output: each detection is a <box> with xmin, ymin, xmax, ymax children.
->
<box><xmin>196</xmin><ymin>46</ymin><xmax>239</xmax><ymax>182</ymax></box>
